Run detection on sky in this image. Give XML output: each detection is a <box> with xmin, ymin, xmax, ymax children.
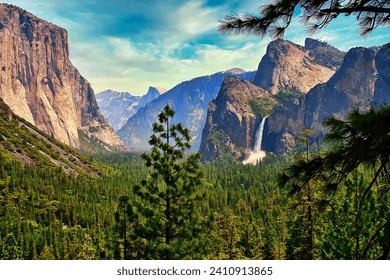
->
<box><xmin>4</xmin><ymin>0</ymin><xmax>389</xmax><ymax>95</ymax></box>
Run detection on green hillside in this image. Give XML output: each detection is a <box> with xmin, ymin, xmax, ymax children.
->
<box><xmin>0</xmin><ymin>98</ymin><xmax>108</xmax><ymax>177</ymax></box>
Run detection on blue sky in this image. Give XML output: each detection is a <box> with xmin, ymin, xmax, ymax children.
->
<box><xmin>4</xmin><ymin>0</ymin><xmax>389</xmax><ymax>95</ymax></box>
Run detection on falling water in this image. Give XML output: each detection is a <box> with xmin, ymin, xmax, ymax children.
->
<box><xmin>242</xmin><ymin>116</ymin><xmax>268</xmax><ymax>165</ymax></box>
<box><xmin>253</xmin><ymin>116</ymin><xmax>267</xmax><ymax>152</ymax></box>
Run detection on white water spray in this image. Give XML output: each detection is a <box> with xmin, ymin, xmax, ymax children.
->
<box><xmin>243</xmin><ymin>116</ymin><xmax>268</xmax><ymax>165</ymax></box>
<box><xmin>253</xmin><ymin>116</ymin><xmax>267</xmax><ymax>152</ymax></box>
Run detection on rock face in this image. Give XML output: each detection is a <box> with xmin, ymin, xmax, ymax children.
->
<box><xmin>304</xmin><ymin>38</ymin><xmax>345</xmax><ymax>70</ymax></box>
<box><xmin>138</xmin><ymin>86</ymin><xmax>166</xmax><ymax>108</ymax></box>
<box><xmin>262</xmin><ymin>95</ymin><xmax>305</xmax><ymax>153</ymax></box>
<box><xmin>200</xmin><ymin>76</ymin><xmax>274</xmax><ymax>161</ymax></box>
<box><xmin>199</xmin><ymin>40</ymin><xmax>390</xmax><ymax>160</ymax></box>
<box><xmin>96</xmin><ymin>87</ymin><xmax>165</xmax><ymax>131</ymax></box>
<box><xmin>118</xmin><ymin>68</ymin><xmax>255</xmax><ymax>151</ymax></box>
<box><xmin>253</xmin><ymin>38</ymin><xmax>344</xmax><ymax>94</ymax></box>
<box><xmin>373</xmin><ymin>44</ymin><xmax>390</xmax><ymax>105</ymax></box>
<box><xmin>199</xmin><ymin>38</ymin><xmax>345</xmax><ymax>160</ymax></box>
<box><xmin>303</xmin><ymin>44</ymin><xmax>388</xmax><ymax>139</ymax></box>
<box><xmin>0</xmin><ymin>4</ymin><xmax>126</xmax><ymax>150</ymax></box>
<box><xmin>263</xmin><ymin>43</ymin><xmax>390</xmax><ymax>153</ymax></box>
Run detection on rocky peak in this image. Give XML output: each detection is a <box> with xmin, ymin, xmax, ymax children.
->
<box><xmin>266</xmin><ymin>44</ymin><xmax>384</xmax><ymax>153</ymax></box>
<box><xmin>328</xmin><ymin>47</ymin><xmax>378</xmax><ymax>99</ymax></box>
<box><xmin>97</xmin><ymin>90</ymin><xmax>139</xmax><ymax>103</ymax></box>
<box><xmin>0</xmin><ymin>4</ymin><xmax>126</xmax><ymax>151</ymax></box>
<box><xmin>199</xmin><ymin>40</ymin><xmax>390</xmax><ymax>160</ymax></box>
<box><xmin>219</xmin><ymin>68</ymin><xmax>247</xmax><ymax>75</ymax></box>
<box><xmin>253</xmin><ymin>38</ymin><xmax>342</xmax><ymax>94</ymax></box>
<box><xmin>214</xmin><ymin>76</ymin><xmax>272</xmax><ymax>110</ymax></box>
<box><xmin>97</xmin><ymin>86</ymin><xmax>165</xmax><ymax>132</ymax></box>
<box><xmin>303</xmin><ymin>45</ymin><xmax>381</xmax><ymax>138</ymax></box>
<box><xmin>200</xmin><ymin>76</ymin><xmax>276</xmax><ymax>161</ymax></box>
<box><xmin>374</xmin><ymin>43</ymin><xmax>390</xmax><ymax>105</ymax></box>
<box><xmin>304</xmin><ymin>38</ymin><xmax>329</xmax><ymax>50</ymax></box>
<box><xmin>149</xmin><ymin>86</ymin><xmax>167</xmax><ymax>94</ymax></box>
<box><xmin>140</xmin><ymin>86</ymin><xmax>166</xmax><ymax>106</ymax></box>
<box><xmin>305</xmin><ymin>38</ymin><xmax>346</xmax><ymax>70</ymax></box>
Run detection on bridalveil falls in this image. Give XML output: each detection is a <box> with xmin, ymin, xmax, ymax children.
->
<box><xmin>243</xmin><ymin>116</ymin><xmax>267</xmax><ymax>165</ymax></box>
<box><xmin>254</xmin><ymin>116</ymin><xmax>267</xmax><ymax>152</ymax></box>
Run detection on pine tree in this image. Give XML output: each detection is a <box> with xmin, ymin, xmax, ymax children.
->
<box><xmin>114</xmin><ymin>195</ymin><xmax>142</xmax><ymax>260</ymax></box>
<box><xmin>219</xmin><ymin>0</ymin><xmax>390</xmax><ymax>38</ymax></box>
<box><xmin>281</xmin><ymin>107</ymin><xmax>390</xmax><ymax>259</ymax></box>
<box><xmin>131</xmin><ymin>104</ymin><xmax>208</xmax><ymax>259</ymax></box>
<box><xmin>280</xmin><ymin>129</ymin><xmax>320</xmax><ymax>259</ymax></box>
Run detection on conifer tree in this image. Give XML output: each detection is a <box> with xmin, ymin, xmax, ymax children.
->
<box><xmin>219</xmin><ymin>0</ymin><xmax>390</xmax><ymax>38</ymax></box>
<box><xmin>279</xmin><ymin>129</ymin><xmax>320</xmax><ymax>259</ymax></box>
<box><xmin>280</xmin><ymin>107</ymin><xmax>390</xmax><ymax>259</ymax></box>
<box><xmin>131</xmin><ymin>104</ymin><xmax>207</xmax><ymax>259</ymax></box>
<box><xmin>114</xmin><ymin>195</ymin><xmax>142</xmax><ymax>260</ymax></box>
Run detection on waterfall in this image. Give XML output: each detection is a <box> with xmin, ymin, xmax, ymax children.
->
<box><xmin>242</xmin><ymin>116</ymin><xmax>268</xmax><ymax>165</ymax></box>
<box><xmin>253</xmin><ymin>116</ymin><xmax>267</xmax><ymax>152</ymax></box>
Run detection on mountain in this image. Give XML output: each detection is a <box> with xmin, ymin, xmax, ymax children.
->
<box><xmin>199</xmin><ymin>76</ymin><xmax>275</xmax><ymax>161</ymax></box>
<box><xmin>0</xmin><ymin>97</ymin><xmax>107</xmax><ymax>176</ymax></box>
<box><xmin>96</xmin><ymin>86</ymin><xmax>165</xmax><ymax>131</ymax></box>
<box><xmin>302</xmin><ymin>44</ymin><xmax>390</xmax><ymax>139</ymax></box>
<box><xmin>253</xmin><ymin>38</ymin><xmax>345</xmax><ymax>94</ymax></box>
<box><xmin>137</xmin><ymin>86</ymin><xmax>166</xmax><ymax>108</ymax></box>
<box><xmin>200</xmin><ymin>38</ymin><xmax>345</xmax><ymax>161</ymax></box>
<box><xmin>263</xmin><ymin>43</ymin><xmax>390</xmax><ymax>153</ymax></box>
<box><xmin>118</xmin><ymin>68</ymin><xmax>255</xmax><ymax>151</ymax></box>
<box><xmin>96</xmin><ymin>90</ymin><xmax>140</xmax><ymax>131</ymax></box>
<box><xmin>0</xmin><ymin>3</ymin><xmax>126</xmax><ymax>151</ymax></box>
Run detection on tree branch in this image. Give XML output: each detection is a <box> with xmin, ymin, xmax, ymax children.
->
<box><xmin>358</xmin><ymin>163</ymin><xmax>383</xmax><ymax>211</ymax></box>
<box><xmin>360</xmin><ymin>221</ymin><xmax>390</xmax><ymax>258</ymax></box>
<box><xmin>321</xmin><ymin>7</ymin><xmax>390</xmax><ymax>15</ymax></box>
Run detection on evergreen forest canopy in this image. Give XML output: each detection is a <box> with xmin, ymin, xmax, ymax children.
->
<box><xmin>0</xmin><ymin>104</ymin><xmax>389</xmax><ymax>260</ymax></box>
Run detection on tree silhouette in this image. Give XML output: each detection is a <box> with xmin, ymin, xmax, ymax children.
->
<box><xmin>219</xmin><ymin>0</ymin><xmax>390</xmax><ymax>38</ymax></box>
<box><xmin>280</xmin><ymin>107</ymin><xmax>390</xmax><ymax>259</ymax></box>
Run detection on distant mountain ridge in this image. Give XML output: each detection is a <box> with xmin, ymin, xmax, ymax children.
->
<box><xmin>96</xmin><ymin>86</ymin><xmax>165</xmax><ymax>131</ymax></box>
<box><xmin>118</xmin><ymin>68</ymin><xmax>256</xmax><ymax>151</ymax></box>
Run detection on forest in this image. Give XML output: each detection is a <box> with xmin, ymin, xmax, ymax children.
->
<box><xmin>0</xmin><ymin>104</ymin><xmax>389</xmax><ymax>260</ymax></box>
<box><xmin>0</xmin><ymin>0</ymin><xmax>389</xmax><ymax>261</ymax></box>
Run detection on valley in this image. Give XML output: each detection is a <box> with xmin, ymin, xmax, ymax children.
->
<box><xmin>0</xmin><ymin>2</ymin><xmax>389</xmax><ymax>260</ymax></box>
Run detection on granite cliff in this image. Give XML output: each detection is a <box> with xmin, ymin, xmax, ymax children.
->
<box><xmin>200</xmin><ymin>38</ymin><xmax>345</xmax><ymax>160</ymax></box>
<box><xmin>0</xmin><ymin>4</ymin><xmax>126</xmax><ymax>151</ymax></box>
<box><xmin>303</xmin><ymin>44</ymin><xmax>390</xmax><ymax>139</ymax></box>
<box><xmin>263</xmin><ymin>43</ymin><xmax>390</xmax><ymax>153</ymax></box>
<box><xmin>200</xmin><ymin>76</ymin><xmax>275</xmax><ymax>161</ymax></box>
<box><xmin>253</xmin><ymin>38</ymin><xmax>344</xmax><ymax>95</ymax></box>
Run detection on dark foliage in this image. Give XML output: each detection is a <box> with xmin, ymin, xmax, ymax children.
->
<box><xmin>219</xmin><ymin>0</ymin><xmax>390</xmax><ymax>38</ymax></box>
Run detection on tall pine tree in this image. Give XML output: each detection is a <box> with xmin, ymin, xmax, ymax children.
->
<box><xmin>131</xmin><ymin>104</ymin><xmax>208</xmax><ymax>259</ymax></box>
